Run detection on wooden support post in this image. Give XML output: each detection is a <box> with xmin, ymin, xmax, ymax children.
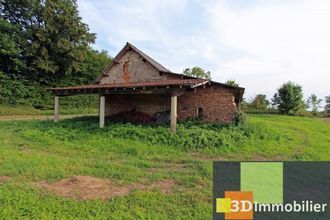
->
<box><xmin>54</xmin><ymin>96</ymin><xmax>59</xmax><ymax>122</ymax></box>
<box><xmin>99</xmin><ymin>95</ymin><xmax>105</xmax><ymax>128</ymax></box>
<box><xmin>170</xmin><ymin>95</ymin><xmax>177</xmax><ymax>132</ymax></box>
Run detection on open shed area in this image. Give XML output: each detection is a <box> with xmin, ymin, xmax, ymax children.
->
<box><xmin>50</xmin><ymin>43</ymin><xmax>244</xmax><ymax>130</ymax></box>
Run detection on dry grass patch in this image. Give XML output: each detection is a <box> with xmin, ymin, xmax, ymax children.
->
<box><xmin>146</xmin><ymin>163</ymin><xmax>188</xmax><ymax>174</ymax></box>
<box><xmin>189</xmin><ymin>152</ymin><xmax>226</xmax><ymax>161</ymax></box>
<box><xmin>0</xmin><ymin>176</ymin><xmax>11</xmax><ymax>184</ymax></box>
<box><xmin>143</xmin><ymin>180</ymin><xmax>176</xmax><ymax>194</ymax></box>
<box><xmin>36</xmin><ymin>176</ymin><xmax>177</xmax><ymax>200</ymax></box>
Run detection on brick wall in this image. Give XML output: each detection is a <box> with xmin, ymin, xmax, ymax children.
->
<box><xmin>104</xmin><ymin>85</ymin><xmax>238</xmax><ymax>123</ymax></box>
<box><xmin>100</xmin><ymin>50</ymin><xmax>171</xmax><ymax>84</ymax></box>
<box><xmin>177</xmin><ymin>86</ymin><xmax>238</xmax><ymax>123</ymax></box>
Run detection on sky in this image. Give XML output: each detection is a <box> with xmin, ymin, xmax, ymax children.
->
<box><xmin>77</xmin><ymin>0</ymin><xmax>330</xmax><ymax>105</ymax></box>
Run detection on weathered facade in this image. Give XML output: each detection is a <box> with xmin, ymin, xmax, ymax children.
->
<box><xmin>178</xmin><ymin>86</ymin><xmax>238</xmax><ymax>123</ymax></box>
<box><xmin>50</xmin><ymin>42</ymin><xmax>244</xmax><ymax>129</ymax></box>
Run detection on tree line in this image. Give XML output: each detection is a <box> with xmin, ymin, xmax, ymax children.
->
<box><xmin>0</xmin><ymin>0</ymin><xmax>112</xmax><ymax>109</ymax></box>
<box><xmin>242</xmin><ymin>82</ymin><xmax>329</xmax><ymax>116</ymax></box>
<box><xmin>182</xmin><ymin>67</ymin><xmax>329</xmax><ymax>117</ymax></box>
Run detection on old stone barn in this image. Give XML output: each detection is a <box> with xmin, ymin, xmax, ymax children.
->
<box><xmin>50</xmin><ymin>43</ymin><xmax>244</xmax><ymax>130</ymax></box>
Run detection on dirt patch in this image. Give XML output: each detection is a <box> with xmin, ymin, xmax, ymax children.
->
<box><xmin>0</xmin><ymin>176</ymin><xmax>11</xmax><ymax>184</ymax></box>
<box><xmin>323</xmin><ymin>118</ymin><xmax>330</xmax><ymax>124</ymax></box>
<box><xmin>37</xmin><ymin>176</ymin><xmax>128</xmax><ymax>200</ymax></box>
<box><xmin>140</xmin><ymin>180</ymin><xmax>176</xmax><ymax>194</ymax></box>
<box><xmin>36</xmin><ymin>176</ymin><xmax>176</xmax><ymax>200</ymax></box>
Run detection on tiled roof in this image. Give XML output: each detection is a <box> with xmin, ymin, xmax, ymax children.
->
<box><xmin>50</xmin><ymin>79</ymin><xmax>208</xmax><ymax>91</ymax></box>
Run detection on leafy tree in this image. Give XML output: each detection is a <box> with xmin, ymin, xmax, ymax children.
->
<box><xmin>0</xmin><ymin>0</ymin><xmax>112</xmax><ymax>109</ymax></box>
<box><xmin>80</xmin><ymin>48</ymin><xmax>112</xmax><ymax>83</ymax></box>
<box><xmin>272</xmin><ymin>81</ymin><xmax>304</xmax><ymax>114</ymax></box>
<box><xmin>271</xmin><ymin>93</ymin><xmax>279</xmax><ymax>108</ymax></box>
<box><xmin>225</xmin><ymin>80</ymin><xmax>239</xmax><ymax>87</ymax></box>
<box><xmin>325</xmin><ymin>96</ymin><xmax>330</xmax><ymax>116</ymax></box>
<box><xmin>1</xmin><ymin>0</ymin><xmax>96</xmax><ymax>84</ymax></box>
<box><xmin>183</xmin><ymin>66</ymin><xmax>211</xmax><ymax>79</ymax></box>
<box><xmin>249</xmin><ymin>94</ymin><xmax>270</xmax><ymax>111</ymax></box>
<box><xmin>0</xmin><ymin>17</ymin><xmax>25</xmax><ymax>78</ymax></box>
<box><xmin>306</xmin><ymin>94</ymin><xmax>322</xmax><ymax>113</ymax></box>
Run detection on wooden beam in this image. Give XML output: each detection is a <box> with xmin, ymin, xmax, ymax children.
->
<box><xmin>170</xmin><ymin>95</ymin><xmax>177</xmax><ymax>132</ymax></box>
<box><xmin>190</xmin><ymin>80</ymin><xmax>209</xmax><ymax>88</ymax></box>
<box><xmin>51</xmin><ymin>85</ymin><xmax>188</xmax><ymax>96</ymax></box>
<box><xmin>171</xmin><ymin>89</ymin><xmax>185</xmax><ymax>97</ymax></box>
<box><xmin>54</xmin><ymin>96</ymin><xmax>59</xmax><ymax>122</ymax></box>
<box><xmin>99</xmin><ymin>95</ymin><xmax>105</xmax><ymax>128</ymax></box>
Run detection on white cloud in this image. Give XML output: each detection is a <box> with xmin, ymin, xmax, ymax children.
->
<box><xmin>78</xmin><ymin>0</ymin><xmax>330</xmax><ymax>105</ymax></box>
<box><xmin>198</xmin><ymin>0</ymin><xmax>330</xmax><ymax>101</ymax></box>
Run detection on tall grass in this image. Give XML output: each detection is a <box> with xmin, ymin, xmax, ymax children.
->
<box><xmin>21</xmin><ymin>116</ymin><xmax>291</xmax><ymax>150</ymax></box>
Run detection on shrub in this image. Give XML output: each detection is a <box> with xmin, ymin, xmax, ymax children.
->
<box><xmin>234</xmin><ymin>112</ymin><xmax>246</xmax><ymax>125</ymax></box>
<box><xmin>24</xmin><ymin>116</ymin><xmax>291</xmax><ymax>150</ymax></box>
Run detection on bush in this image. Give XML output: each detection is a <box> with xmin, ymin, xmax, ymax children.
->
<box><xmin>0</xmin><ymin>72</ymin><xmax>42</xmax><ymax>106</ymax></box>
<box><xmin>234</xmin><ymin>112</ymin><xmax>246</xmax><ymax>125</ymax></box>
<box><xmin>26</xmin><ymin>116</ymin><xmax>291</xmax><ymax>150</ymax></box>
<box><xmin>292</xmin><ymin>109</ymin><xmax>313</xmax><ymax>117</ymax></box>
<box><xmin>0</xmin><ymin>72</ymin><xmax>98</xmax><ymax>110</ymax></box>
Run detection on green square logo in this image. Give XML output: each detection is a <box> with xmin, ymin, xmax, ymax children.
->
<box><xmin>241</xmin><ymin>162</ymin><xmax>283</xmax><ymax>204</ymax></box>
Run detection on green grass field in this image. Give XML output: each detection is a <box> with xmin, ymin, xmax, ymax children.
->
<box><xmin>0</xmin><ymin>115</ymin><xmax>329</xmax><ymax>219</ymax></box>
